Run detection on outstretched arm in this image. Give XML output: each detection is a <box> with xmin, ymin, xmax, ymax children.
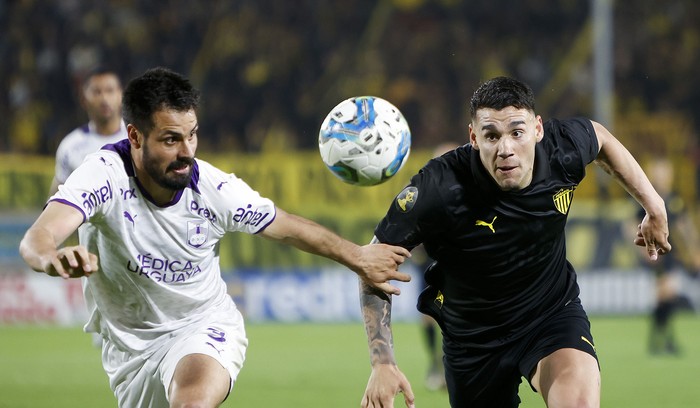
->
<box><xmin>19</xmin><ymin>201</ymin><xmax>98</xmax><ymax>278</ymax></box>
<box><xmin>592</xmin><ymin>121</ymin><xmax>671</xmax><ymax>260</ymax></box>
<box><xmin>259</xmin><ymin>208</ymin><xmax>412</xmax><ymax>295</ymax></box>
<box><xmin>359</xmin><ymin>275</ymin><xmax>415</xmax><ymax>408</ymax></box>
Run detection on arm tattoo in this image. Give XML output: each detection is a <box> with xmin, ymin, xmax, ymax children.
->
<box><xmin>360</xmin><ymin>278</ymin><xmax>395</xmax><ymax>366</ymax></box>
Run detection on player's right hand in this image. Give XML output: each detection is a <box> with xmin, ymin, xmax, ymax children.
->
<box><xmin>361</xmin><ymin>364</ymin><xmax>415</xmax><ymax>408</ymax></box>
<box><xmin>356</xmin><ymin>243</ymin><xmax>412</xmax><ymax>296</ymax></box>
<box><xmin>43</xmin><ymin>245</ymin><xmax>99</xmax><ymax>279</ymax></box>
<box><xmin>635</xmin><ymin>217</ymin><xmax>672</xmax><ymax>262</ymax></box>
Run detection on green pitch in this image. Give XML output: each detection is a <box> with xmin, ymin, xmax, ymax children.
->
<box><xmin>1</xmin><ymin>316</ymin><xmax>699</xmax><ymax>407</ymax></box>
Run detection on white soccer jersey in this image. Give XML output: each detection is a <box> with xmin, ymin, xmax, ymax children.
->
<box><xmin>54</xmin><ymin>121</ymin><xmax>128</xmax><ymax>184</ymax></box>
<box><xmin>50</xmin><ymin>139</ymin><xmax>276</xmax><ymax>355</ymax></box>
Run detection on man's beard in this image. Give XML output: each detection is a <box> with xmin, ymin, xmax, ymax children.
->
<box><xmin>143</xmin><ymin>146</ymin><xmax>194</xmax><ymax>191</ymax></box>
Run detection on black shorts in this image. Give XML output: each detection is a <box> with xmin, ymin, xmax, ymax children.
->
<box><xmin>442</xmin><ymin>298</ymin><xmax>598</xmax><ymax>408</ymax></box>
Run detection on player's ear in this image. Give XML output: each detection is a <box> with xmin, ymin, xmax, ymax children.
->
<box><xmin>469</xmin><ymin>123</ymin><xmax>479</xmax><ymax>150</ymax></box>
<box><xmin>535</xmin><ymin>115</ymin><xmax>544</xmax><ymax>142</ymax></box>
<box><xmin>127</xmin><ymin>124</ymin><xmax>143</xmax><ymax>148</ymax></box>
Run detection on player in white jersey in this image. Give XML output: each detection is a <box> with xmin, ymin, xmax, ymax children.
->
<box><xmin>49</xmin><ymin>67</ymin><xmax>128</xmax><ymax>348</ymax></box>
<box><xmin>20</xmin><ymin>67</ymin><xmax>412</xmax><ymax>408</ymax></box>
<box><xmin>49</xmin><ymin>67</ymin><xmax>128</xmax><ymax>196</ymax></box>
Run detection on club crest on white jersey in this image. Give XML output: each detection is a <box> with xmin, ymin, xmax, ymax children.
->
<box><xmin>187</xmin><ymin>221</ymin><xmax>209</xmax><ymax>248</ymax></box>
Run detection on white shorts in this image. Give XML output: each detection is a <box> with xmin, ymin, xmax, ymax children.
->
<box><xmin>102</xmin><ymin>310</ymin><xmax>248</xmax><ymax>408</ymax></box>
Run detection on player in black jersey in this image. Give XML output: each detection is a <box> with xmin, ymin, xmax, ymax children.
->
<box><xmin>359</xmin><ymin>76</ymin><xmax>672</xmax><ymax>408</ymax></box>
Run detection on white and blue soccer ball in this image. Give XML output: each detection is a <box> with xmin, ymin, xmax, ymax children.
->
<box><xmin>318</xmin><ymin>96</ymin><xmax>411</xmax><ymax>186</ymax></box>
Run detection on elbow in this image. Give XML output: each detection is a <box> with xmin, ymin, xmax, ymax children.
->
<box><xmin>18</xmin><ymin>230</ymin><xmax>46</xmax><ymax>273</ymax></box>
<box><xmin>18</xmin><ymin>234</ymin><xmax>32</xmax><ymax>264</ymax></box>
<box><xmin>18</xmin><ymin>241</ymin><xmax>37</xmax><ymax>272</ymax></box>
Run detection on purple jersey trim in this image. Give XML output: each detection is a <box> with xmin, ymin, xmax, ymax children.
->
<box><xmin>47</xmin><ymin>198</ymin><xmax>87</xmax><ymax>223</ymax></box>
<box><xmin>254</xmin><ymin>211</ymin><xmax>277</xmax><ymax>234</ymax></box>
<box><xmin>102</xmin><ymin>139</ymin><xmax>135</xmax><ymax>176</ymax></box>
<box><xmin>189</xmin><ymin>162</ymin><xmax>201</xmax><ymax>194</ymax></box>
<box><xmin>100</xmin><ymin>139</ymin><xmax>202</xmax><ymax>207</ymax></box>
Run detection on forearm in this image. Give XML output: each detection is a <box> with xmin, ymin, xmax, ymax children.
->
<box><xmin>359</xmin><ymin>278</ymin><xmax>396</xmax><ymax>366</ymax></box>
<box><xmin>269</xmin><ymin>212</ymin><xmax>362</xmax><ymax>269</ymax></box>
<box><xmin>594</xmin><ymin>124</ymin><xmax>665</xmax><ymax>217</ymax></box>
<box><xmin>262</xmin><ymin>209</ymin><xmax>410</xmax><ymax>294</ymax></box>
<box><xmin>19</xmin><ymin>226</ymin><xmax>58</xmax><ymax>273</ymax></box>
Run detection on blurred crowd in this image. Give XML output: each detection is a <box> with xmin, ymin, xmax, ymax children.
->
<box><xmin>2</xmin><ymin>0</ymin><xmax>700</xmax><ymax>155</ymax></box>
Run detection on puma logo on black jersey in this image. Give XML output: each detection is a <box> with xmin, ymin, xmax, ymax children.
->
<box><xmin>581</xmin><ymin>336</ymin><xmax>596</xmax><ymax>352</ymax></box>
<box><xmin>434</xmin><ymin>290</ymin><xmax>444</xmax><ymax>309</ymax></box>
<box><xmin>475</xmin><ymin>216</ymin><xmax>497</xmax><ymax>233</ymax></box>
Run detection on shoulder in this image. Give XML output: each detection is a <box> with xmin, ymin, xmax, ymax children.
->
<box><xmin>190</xmin><ymin>160</ymin><xmax>276</xmax><ymax>233</ymax></box>
<box><xmin>192</xmin><ymin>159</ymin><xmax>269</xmax><ymax>201</ymax></box>
<box><xmin>421</xmin><ymin>144</ymin><xmax>470</xmax><ymax>185</ymax></box>
<box><xmin>56</xmin><ymin>124</ymin><xmax>90</xmax><ymax>153</ymax></box>
<box><xmin>376</xmin><ymin>146</ymin><xmax>470</xmax><ymax>246</ymax></box>
<box><xmin>78</xmin><ymin>149</ymin><xmax>126</xmax><ymax>177</ymax></box>
<box><xmin>54</xmin><ymin>149</ymin><xmax>126</xmax><ymax>207</ymax></box>
<box><xmin>543</xmin><ymin>118</ymin><xmax>595</xmax><ymax>142</ymax></box>
<box><xmin>542</xmin><ymin>117</ymin><xmax>599</xmax><ymax>163</ymax></box>
<box><xmin>65</xmin><ymin>123</ymin><xmax>91</xmax><ymax>140</ymax></box>
<box><xmin>400</xmin><ymin>145</ymin><xmax>471</xmax><ymax>213</ymax></box>
<box><xmin>191</xmin><ymin>159</ymin><xmax>231</xmax><ymax>192</ymax></box>
<box><xmin>421</xmin><ymin>144</ymin><xmax>473</xmax><ymax>199</ymax></box>
<box><xmin>193</xmin><ymin>158</ymin><xmax>223</xmax><ymax>177</ymax></box>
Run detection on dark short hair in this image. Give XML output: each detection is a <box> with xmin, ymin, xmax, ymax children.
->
<box><xmin>81</xmin><ymin>66</ymin><xmax>122</xmax><ymax>90</ymax></box>
<box><xmin>122</xmin><ymin>67</ymin><xmax>200</xmax><ymax>135</ymax></box>
<box><xmin>469</xmin><ymin>76</ymin><xmax>536</xmax><ymax>119</ymax></box>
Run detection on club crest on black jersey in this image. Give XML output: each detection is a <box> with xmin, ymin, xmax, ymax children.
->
<box><xmin>395</xmin><ymin>186</ymin><xmax>418</xmax><ymax>212</ymax></box>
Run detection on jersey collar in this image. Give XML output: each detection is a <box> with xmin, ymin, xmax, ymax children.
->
<box><xmin>101</xmin><ymin>139</ymin><xmax>201</xmax><ymax>207</ymax></box>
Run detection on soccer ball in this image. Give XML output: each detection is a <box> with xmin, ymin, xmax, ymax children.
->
<box><xmin>318</xmin><ymin>96</ymin><xmax>411</xmax><ymax>186</ymax></box>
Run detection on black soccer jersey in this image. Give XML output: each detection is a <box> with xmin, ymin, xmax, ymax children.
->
<box><xmin>375</xmin><ymin>117</ymin><xmax>599</xmax><ymax>348</ymax></box>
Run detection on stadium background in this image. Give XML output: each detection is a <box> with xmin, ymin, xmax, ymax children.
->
<box><xmin>2</xmin><ymin>1</ymin><xmax>700</xmax><ymax>406</ymax></box>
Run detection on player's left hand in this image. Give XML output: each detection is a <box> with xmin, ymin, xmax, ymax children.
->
<box><xmin>43</xmin><ymin>245</ymin><xmax>99</xmax><ymax>279</ymax></box>
<box><xmin>634</xmin><ymin>213</ymin><xmax>671</xmax><ymax>261</ymax></box>
<box><xmin>355</xmin><ymin>244</ymin><xmax>411</xmax><ymax>296</ymax></box>
<box><xmin>361</xmin><ymin>364</ymin><xmax>415</xmax><ymax>408</ymax></box>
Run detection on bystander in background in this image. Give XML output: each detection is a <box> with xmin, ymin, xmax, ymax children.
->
<box><xmin>640</xmin><ymin>158</ymin><xmax>700</xmax><ymax>355</ymax></box>
<box><xmin>49</xmin><ymin>67</ymin><xmax>127</xmax><ymax>196</ymax></box>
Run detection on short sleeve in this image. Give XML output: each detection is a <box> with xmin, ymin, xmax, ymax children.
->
<box><xmin>50</xmin><ymin>152</ymin><xmax>119</xmax><ymax>222</ymax></box>
<box><xmin>212</xmin><ymin>172</ymin><xmax>276</xmax><ymax>234</ymax></box>
<box><xmin>560</xmin><ymin>117</ymin><xmax>599</xmax><ymax>165</ymax></box>
<box><xmin>543</xmin><ymin>117</ymin><xmax>599</xmax><ymax>184</ymax></box>
<box><xmin>374</xmin><ymin>168</ymin><xmax>444</xmax><ymax>249</ymax></box>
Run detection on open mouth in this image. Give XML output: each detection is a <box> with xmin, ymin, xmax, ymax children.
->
<box><xmin>170</xmin><ymin>165</ymin><xmax>190</xmax><ymax>174</ymax></box>
<box><xmin>168</xmin><ymin>162</ymin><xmax>191</xmax><ymax>175</ymax></box>
<box><xmin>497</xmin><ymin>165</ymin><xmax>517</xmax><ymax>174</ymax></box>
